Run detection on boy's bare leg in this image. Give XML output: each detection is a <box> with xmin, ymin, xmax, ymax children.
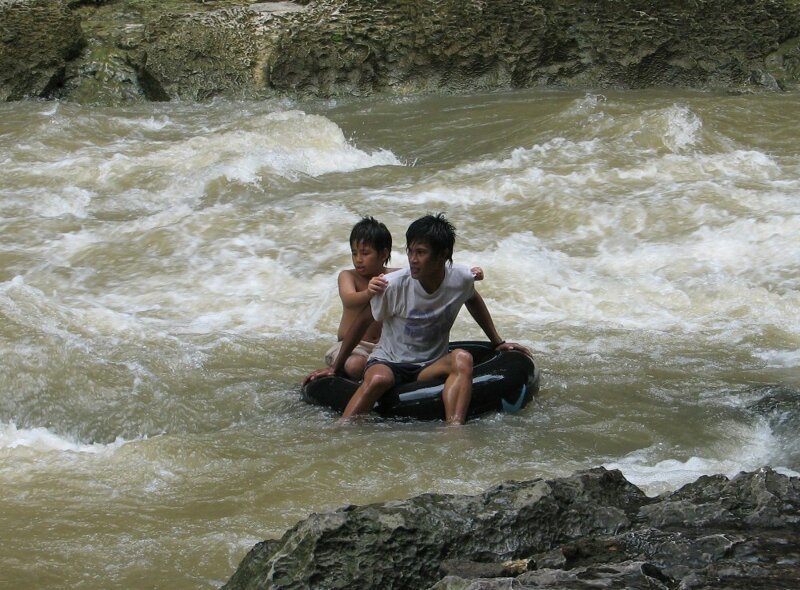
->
<box><xmin>344</xmin><ymin>354</ymin><xmax>368</xmax><ymax>380</ymax></box>
<box><xmin>419</xmin><ymin>349</ymin><xmax>474</xmax><ymax>425</ymax></box>
<box><xmin>339</xmin><ymin>363</ymin><xmax>395</xmax><ymax>422</ymax></box>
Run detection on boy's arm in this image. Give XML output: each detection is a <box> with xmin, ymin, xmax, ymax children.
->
<box><xmin>304</xmin><ymin>305</ymin><xmax>375</xmax><ymax>383</ymax></box>
<box><xmin>338</xmin><ymin>271</ymin><xmax>373</xmax><ymax>309</ymax></box>
<box><xmin>332</xmin><ymin>305</ymin><xmax>374</xmax><ymax>372</ymax></box>
<box><xmin>464</xmin><ymin>291</ymin><xmax>531</xmax><ymax>356</ymax></box>
<box><xmin>339</xmin><ymin>271</ymin><xmax>389</xmax><ymax>309</ymax></box>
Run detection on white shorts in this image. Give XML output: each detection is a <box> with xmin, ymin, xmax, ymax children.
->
<box><xmin>324</xmin><ymin>340</ymin><xmax>377</xmax><ymax>367</ymax></box>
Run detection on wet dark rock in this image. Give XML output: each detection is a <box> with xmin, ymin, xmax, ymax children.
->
<box><xmin>748</xmin><ymin>385</ymin><xmax>800</xmax><ymax>431</ymax></box>
<box><xmin>2</xmin><ymin>0</ymin><xmax>800</xmax><ymax>103</ymax></box>
<box><xmin>223</xmin><ymin>466</ymin><xmax>800</xmax><ymax>590</ymax></box>
<box><xmin>746</xmin><ymin>386</ymin><xmax>800</xmax><ymax>470</ymax></box>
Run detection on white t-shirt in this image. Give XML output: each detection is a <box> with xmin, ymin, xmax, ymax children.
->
<box><xmin>369</xmin><ymin>264</ymin><xmax>476</xmax><ymax>364</ymax></box>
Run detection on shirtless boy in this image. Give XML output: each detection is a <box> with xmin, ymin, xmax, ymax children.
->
<box><xmin>325</xmin><ymin>216</ymin><xmax>395</xmax><ymax>380</ymax></box>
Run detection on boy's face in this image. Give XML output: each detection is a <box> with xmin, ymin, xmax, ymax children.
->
<box><xmin>351</xmin><ymin>241</ymin><xmax>388</xmax><ymax>277</ymax></box>
<box><xmin>406</xmin><ymin>239</ymin><xmax>446</xmax><ymax>282</ymax></box>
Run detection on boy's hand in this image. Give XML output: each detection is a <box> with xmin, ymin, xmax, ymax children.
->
<box><xmin>471</xmin><ymin>267</ymin><xmax>484</xmax><ymax>281</ymax></box>
<box><xmin>496</xmin><ymin>341</ymin><xmax>532</xmax><ymax>357</ymax></box>
<box><xmin>303</xmin><ymin>367</ymin><xmax>335</xmax><ymax>384</ymax></box>
<box><xmin>367</xmin><ymin>274</ymin><xmax>389</xmax><ymax>295</ymax></box>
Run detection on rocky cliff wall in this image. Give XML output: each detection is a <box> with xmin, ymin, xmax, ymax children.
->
<box><xmin>2</xmin><ymin>0</ymin><xmax>800</xmax><ymax>104</ymax></box>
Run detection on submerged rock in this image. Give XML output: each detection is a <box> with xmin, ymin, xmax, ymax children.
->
<box><xmin>2</xmin><ymin>0</ymin><xmax>800</xmax><ymax>103</ymax></box>
<box><xmin>223</xmin><ymin>466</ymin><xmax>800</xmax><ymax>589</ymax></box>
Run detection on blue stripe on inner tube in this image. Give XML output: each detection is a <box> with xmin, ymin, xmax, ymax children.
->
<box><xmin>400</xmin><ymin>373</ymin><xmax>503</xmax><ymax>401</ymax></box>
<box><xmin>501</xmin><ymin>384</ymin><xmax>527</xmax><ymax>413</ymax></box>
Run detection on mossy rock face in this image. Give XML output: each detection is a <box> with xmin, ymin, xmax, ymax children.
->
<box><xmin>0</xmin><ymin>0</ymin><xmax>85</xmax><ymax>101</ymax></box>
<box><xmin>64</xmin><ymin>0</ymin><xmax>313</xmax><ymax>103</ymax></box>
<box><xmin>265</xmin><ymin>0</ymin><xmax>552</xmax><ymax>96</ymax></box>
<box><xmin>140</xmin><ymin>8</ymin><xmax>267</xmax><ymax>101</ymax></box>
<box><xmin>3</xmin><ymin>0</ymin><xmax>800</xmax><ymax>103</ymax></box>
<box><xmin>217</xmin><ymin>0</ymin><xmax>800</xmax><ymax>97</ymax></box>
<box><xmin>766</xmin><ymin>36</ymin><xmax>800</xmax><ymax>90</ymax></box>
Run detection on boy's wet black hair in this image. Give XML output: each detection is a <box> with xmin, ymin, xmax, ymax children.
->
<box><xmin>406</xmin><ymin>213</ymin><xmax>456</xmax><ymax>264</ymax></box>
<box><xmin>350</xmin><ymin>216</ymin><xmax>392</xmax><ymax>263</ymax></box>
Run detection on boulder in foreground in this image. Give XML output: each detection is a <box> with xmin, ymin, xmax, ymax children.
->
<box><xmin>223</xmin><ymin>466</ymin><xmax>800</xmax><ymax>589</ymax></box>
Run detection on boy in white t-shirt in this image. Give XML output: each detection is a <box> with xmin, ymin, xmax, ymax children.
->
<box><xmin>306</xmin><ymin>213</ymin><xmax>529</xmax><ymax>425</ymax></box>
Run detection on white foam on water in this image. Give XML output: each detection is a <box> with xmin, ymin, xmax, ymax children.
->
<box><xmin>605</xmin><ymin>420</ymin><xmax>800</xmax><ymax>496</ymax></box>
<box><xmin>2</xmin><ymin>210</ymin><xmax>349</xmax><ymax>346</ymax></box>
<box><xmin>0</xmin><ymin>421</ymin><xmax>128</xmax><ymax>454</ymax></box>
<box><xmin>108</xmin><ymin>206</ymin><xmax>353</xmax><ymax>337</ymax></box>
<box><xmin>1</xmin><ymin>276</ymin><xmax>81</xmax><ymax>342</ymax></box>
<box><xmin>457</xmin><ymin>135</ymin><xmax>602</xmax><ymax>176</ymax></box>
<box><xmin>615</xmin><ymin>103</ymin><xmax>705</xmax><ymax>153</ymax></box>
<box><xmin>368</xmin><ymin>103</ymin><xmax>782</xmax><ymax>225</ymax></box>
<box><xmin>565</xmin><ymin>92</ymin><xmax>608</xmax><ymax>114</ymax></box>
<box><xmin>658</xmin><ymin>104</ymin><xmax>703</xmax><ymax>152</ymax></box>
<box><xmin>112</xmin><ymin>114</ymin><xmax>174</xmax><ymax>133</ymax></box>
<box><xmin>458</xmin><ymin>217</ymin><xmax>799</xmax><ymax>342</ymax></box>
<box><xmin>407</xmin><ymin>103</ymin><xmax>800</xmax><ymax>346</ymax></box>
<box><xmin>30</xmin><ymin>186</ymin><xmax>94</xmax><ymax>219</ymax></box>
<box><xmin>3</xmin><ymin>106</ymin><xmax>403</xmax><ymax>221</ymax></box>
<box><xmin>130</xmin><ymin>110</ymin><xmax>398</xmax><ymax>181</ymax></box>
<box><xmin>113</xmin><ymin>111</ymin><xmax>399</xmax><ymax>189</ymax></box>
<box><xmin>753</xmin><ymin>348</ymin><xmax>800</xmax><ymax>368</ymax></box>
<box><xmin>175</xmin><ymin>250</ymin><xmax>337</xmax><ymax>336</ymax></box>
